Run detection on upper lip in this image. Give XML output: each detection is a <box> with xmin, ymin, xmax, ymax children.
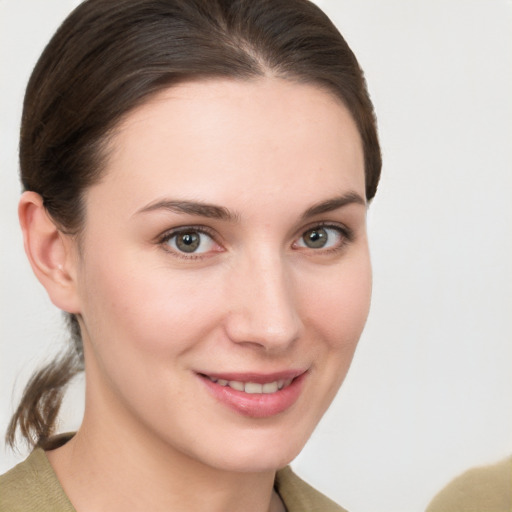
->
<box><xmin>197</xmin><ymin>369</ymin><xmax>307</xmax><ymax>384</ymax></box>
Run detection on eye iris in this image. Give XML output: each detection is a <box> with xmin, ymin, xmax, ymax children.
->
<box><xmin>304</xmin><ymin>228</ymin><xmax>328</xmax><ymax>248</ymax></box>
<box><xmin>176</xmin><ymin>232</ymin><xmax>200</xmax><ymax>252</ymax></box>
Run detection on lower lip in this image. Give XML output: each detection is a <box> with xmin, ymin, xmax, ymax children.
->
<box><xmin>199</xmin><ymin>373</ymin><xmax>306</xmax><ymax>418</ymax></box>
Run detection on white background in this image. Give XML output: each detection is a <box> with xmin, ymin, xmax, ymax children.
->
<box><xmin>1</xmin><ymin>1</ymin><xmax>511</xmax><ymax>511</ymax></box>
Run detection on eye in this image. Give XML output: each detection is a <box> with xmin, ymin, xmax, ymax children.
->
<box><xmin>164</xmin><ymin>229</ymin><xmax>217</xmax><ymax>255</ymax></box>
<box><xmin>295</xmin><ymin>225</ymin><xmax>347</xmax><ymax>250</ymax></box>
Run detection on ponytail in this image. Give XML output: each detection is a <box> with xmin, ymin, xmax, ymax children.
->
<box><xmin>5</xmin><ymin>314</ymin><xmax>84</xmax><ymax>450</ymax></box>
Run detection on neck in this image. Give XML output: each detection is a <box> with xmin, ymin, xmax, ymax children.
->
<box><xmin>47</xmin><ymin>411</ymin><xmax>283</xmax><ymax>512</ymax></box>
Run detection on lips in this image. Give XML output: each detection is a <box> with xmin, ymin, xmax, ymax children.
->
<box><xmin>198</xmin><ymin>370</ymin><xmax>307</xmax><ymax>418</ymax></box>
<box><xmin>204</xmin><ymin>375</ymin><xmax>294</xmax><ymax>394</ymax></box>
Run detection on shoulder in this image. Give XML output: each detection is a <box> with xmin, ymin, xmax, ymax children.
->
<box><xmin>1</xmin><ymin>451</ymin><xmax>348</xmax><ymax>512</ymax></box>
<box><xmin>426</xmin><ymin>456</ymin><xmax>512</xmax><ymax>512</ymax></box>
<box><xmin>0</xmin><ymin>448</ymin><xmax>75</xmax><ymax>512</ymax></box>
<box><xmin>275</xmin><ymin>466</ymin><xmax>349</xmax><ymax>512</ymax></box>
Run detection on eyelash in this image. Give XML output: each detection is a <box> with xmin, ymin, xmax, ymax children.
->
<box><xmin>158</xmin><ymin>222</ymin><xmax>353</xmax><ymax>260</ymax></box>
<box><xmin>294</xmin><ymin>222</ymin><xmax>354</xmax><ymax>254</ymax></box>
<box><xmin>158</xmin><ymin>226</ymin><xmax>220</xmax><ymax>260</ymax></box>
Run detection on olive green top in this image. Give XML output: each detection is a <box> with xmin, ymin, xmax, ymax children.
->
<box><xmin>425</xmin><ymin>456</ymin><xmax>512</xmax><ymax>512</ymax></box>
<box><xmin>0</xmin><ymin>447</ymin><xmax>346</xmax><ymax>512</ymax></box>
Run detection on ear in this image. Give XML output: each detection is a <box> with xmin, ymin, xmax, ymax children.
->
<box><xmin>18</xmin><ymin>191</ymin><xmax>81</xmax><ymax>314</ymax></box>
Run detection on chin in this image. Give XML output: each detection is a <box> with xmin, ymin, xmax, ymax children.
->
<box><xmin>198</xmin><ymin>425</ymin><xmax>313</xmax><ymax>474</ymax></box>
<box><xmin>213</xmin><ymin>450</ymin><xmax>301</xmax><ymax>474</ymax></box>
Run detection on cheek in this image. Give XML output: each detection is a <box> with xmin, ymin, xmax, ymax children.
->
<box><xmin>302</xmin><ymin>255</ymin><xmax>372</xmax><ymax>349</ymax></box>
<box><xmin>78</xmin><ymin>240</ymin><xmax>371</xmax><ymax>362</ymax></box>
<box><xmin>77</xmin><ymin>251</ymin><xmax>223</xmax><ymax>359</ymax></box>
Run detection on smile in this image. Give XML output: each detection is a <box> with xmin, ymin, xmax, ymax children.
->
<box><xmin>205</xmin><ymin>376</ymin><xmax>294</xmax><ymax>394</ymax></box>
<box><xmin>199</xmin><ymin>370</ymin><xmax>307</xmax><ymax>418</ymax></box>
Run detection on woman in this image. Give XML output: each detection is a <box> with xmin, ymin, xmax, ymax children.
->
<box><xmin>0</xmin><ymin>1</ymin><xmax>380</xmax><ymax>510</ymax></box>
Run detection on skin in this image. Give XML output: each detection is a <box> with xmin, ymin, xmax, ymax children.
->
<box><xmin>20</xmin><ymin>78</ymin><xmax>371</xmax><ymax>512</ymax></box>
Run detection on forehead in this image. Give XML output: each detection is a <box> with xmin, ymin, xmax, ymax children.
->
<box><xmin>90</xmin><ymin>78</ymin><xmax>365</xmax><ymax>215</ymax></box>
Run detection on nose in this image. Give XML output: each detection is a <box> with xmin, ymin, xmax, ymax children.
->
<box><xmin>223</xmin><ymin>251</ymin><xmax>303</xmax><ymax>351</ymax></box>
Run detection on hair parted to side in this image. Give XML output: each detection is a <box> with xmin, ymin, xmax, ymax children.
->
<box><xmin>7</xmin><ymin>0</ymin><xmax>381</xmax><ymax>450</ymax></box>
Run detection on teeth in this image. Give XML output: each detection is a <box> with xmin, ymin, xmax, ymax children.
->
<box><xmin>245</xmin><ymin>382</ymin><xmax>263</xmax><ymax>394</ymax></box>
<box><xmin>262</xmin><ymin>382</ymin><xmax>278</xmax><ymax>393</ymax></box>
<box><xmin>228</xmin><ymin>380</ymin><xmax>245</xmax><ymax>391</ymax></box>
<box><xmin>207</xmin><ymin>376</ymin><xmax>294</xmax><ymax>394</ymax></box>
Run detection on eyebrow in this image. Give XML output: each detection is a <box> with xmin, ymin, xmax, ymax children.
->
<box><xmin>301</xmin><ymin>191</ymin><xmax>366</xmax><ymax>219</ymax></box>
<box><xmin>135</xmin><ymin>199</ymin><xmax>239</xmax><ymax>222</ymax></box>
<box><xmin>136</xmin><ymin>191</ymin><xmax>365</xmax><ymax>222</ymax></box>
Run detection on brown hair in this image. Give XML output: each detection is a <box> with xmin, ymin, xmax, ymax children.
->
<box><xmin>7</xmin><ymin>0</ymin><xmax>381</xmax><ymax>449</ymax></box>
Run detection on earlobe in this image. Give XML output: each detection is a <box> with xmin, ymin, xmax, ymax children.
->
<box><xmin>18</xmin><ymin>191</ymin><xmax>81</xmax><ymax>314</ymax></box>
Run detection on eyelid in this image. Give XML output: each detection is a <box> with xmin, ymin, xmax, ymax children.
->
<box><xmin>298</xmin><ymin>220</ymin><xmax>353</xmax><ymax>239</ymax></box>
<box><xmin>155</xmin><ymin>220</ymin><xmax>353</xmax><ymax>259</ymax></box>
<box><xmin>157</xmin><ymin>225</ymin><xmax>223</xmax><ymax>259</ymax></box>
<box><xmin>292</xmin><ymin>221</ymin><xmax>354</xmax><ymax>251</ymax></box>
<box><xmin>158</xmin><ymin>224</ymin><xmax>213</xmax><ymax>241</ymax></box>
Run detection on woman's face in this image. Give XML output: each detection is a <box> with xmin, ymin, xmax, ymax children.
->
<box><xmin>71</xmin><ymin>78</ymin><xmax>371</xmax><ymax>472</ymax></box>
